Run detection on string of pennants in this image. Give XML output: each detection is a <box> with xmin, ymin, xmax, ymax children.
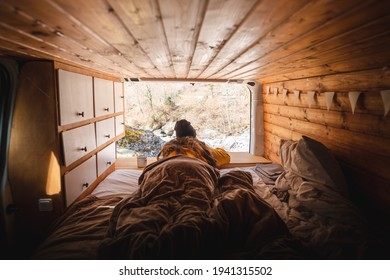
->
<box><xmin>265</xmin><ymin>86</ymin><xmax>390</xmax><ymax>116</ymax></box>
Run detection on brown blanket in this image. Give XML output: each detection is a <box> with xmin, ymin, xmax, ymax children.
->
<box><xmin>33</xmin><ymin>195</ymin><xmax>123</xmax><ymax>259</ymax></box>
<box><xmin>34</xmin><ymin>155</ymin><xmax>300</xmax><ymax>259</ymax></box>
<box><xmin>98</xmin><ymin>155</ymin><xmax>295</xmax><ymax>259</ymax></box>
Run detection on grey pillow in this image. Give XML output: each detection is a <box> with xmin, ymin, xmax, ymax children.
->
<box><xmin>280</xmin><ymin>136</ymin><xmax>348</xmax><ymax>196</ymax></box>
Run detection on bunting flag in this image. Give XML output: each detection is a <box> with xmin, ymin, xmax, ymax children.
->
<box><xmin>273</xmin><ymin>87</ymin><xmax>278</xmax><ymax>97</ymax></box>
<box><xmin>294</xmin><ymin>90</ymin><xmax>300</xmax><ymax>103</ymax></box>
<box><xmin>307</xmin><ymin>91</ymin><xmax>316</xmax><ymax>108</ymax></box>
<box><xmin>266</xmin><ymin>86</ymin><xmax>270</xmax><ymax>95</ymax></box>
<box><xmin>380</xmin><ymin>90</ymin><xmax>390</xmax><ymax>116</ymax></box>
<box><xmin>325</xmin><ymin>92</ymin><xmax>335</xmax><ymax>111</ymax></box>
<box><xmin>348</xmin><ymin>91</ymin><xmax>361</xmax><ymax>114</ymax></box>
<box><xmin>282</xmin><ymin>88</ymin><xmax>288</xmax><ymax>102</ymax></box>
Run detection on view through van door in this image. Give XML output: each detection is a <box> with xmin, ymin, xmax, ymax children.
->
<box><xmin>117</xmin><ymin>81</ymin><xmax>251</xmax><ymax>158</ymax></box>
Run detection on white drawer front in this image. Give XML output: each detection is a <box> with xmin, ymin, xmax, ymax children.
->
<box><xmin>97</xmin><ymin>142</ymin><xmax>116</xmax><ymax>176</ymax></box>
<box><xmin>62</xmin><ymin>123</ymin><xmax>96</xmax><ymax>166</ymax></box>
<box><xmin>114</xmin><ymin>82</ymin><xmax>124</xmax><ymax>113</ymax></box>
<box><xmin>115</xmin><ymin>115</ymin><xmax>125</xmax><ymax>136</ymax></box>
<box><xmin>58</xmin><ymin>70</ymin><xmax>93</xmax><ymax>125</ymax></box>
<box><xmin>94</xmin><ymin>77</ymin><xmax>114</xmax><ymax>117</ymax></box>
<box><xmin>64</xmin><ymin>155</ymin><xmax>97</xmax><ymax>206</ymax></box>
<box><xmin>96</xmin><ymin>118</ymin><xmax>115</xmax><ymax>147</ymax></box>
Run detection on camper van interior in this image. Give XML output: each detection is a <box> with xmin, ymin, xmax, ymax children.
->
<box><xmin>0</xmin><ymin>0</ymin><xmax>389</xmax><ymax>259</ymax></box>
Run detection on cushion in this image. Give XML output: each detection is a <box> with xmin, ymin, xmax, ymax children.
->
<box><xmin>279</xmin><ymin>136</ymin><xmax>348</xmax><ymax>196</ymax></box>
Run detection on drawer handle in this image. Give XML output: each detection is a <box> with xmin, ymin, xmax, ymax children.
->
<box><xmin>121</xmin><ymin>96</ymin><xmax>124</xmax><ymax>99</ymax></box>
<box><xmin>79</xmin><ymin>146</ymin><xmax>87</xmax><ymax>152</ymax></box>
<box><xmin>104</xmin><ymin>107</ymin><xmax>109</xmax><ymax>112</ymax></box>
<box><xmin>121</xmin><ymin>122</ymin><xmax>125</xmax><ymax>125</ymax></box>
<box><xmin>77</xmin><ymin>111</ymin><xmax>85</xmax><ymax>117</ymax></box>
<box><xmin>107</xmin><ymin>161</ymin><xmax>112</xmax><ymax>165</ymax></box>
<box><xmin>82</xmin><ymin>183</ymin><xmax>89</xmax><ymax>189</ymax></box>
<box><xmin>105</xmin><ymin>134</ymin><xmax>111</xmax><ymax>138</ymax></box>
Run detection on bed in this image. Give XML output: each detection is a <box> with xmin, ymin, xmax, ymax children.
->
<box><xmin>33</xmin><ymin>136</ymin><xmax>388</xmax><ymax>259</ymax></box>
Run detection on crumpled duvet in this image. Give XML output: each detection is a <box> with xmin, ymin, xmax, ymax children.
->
<box><xmin>97</xmin><ymin>155</ymin><xmax>299</xmax><ymax>259</ymax></box>
<box><xmin>272</xmin><ymin>168</ymin><xmax>388</xmax><ymax>259</ymax></box>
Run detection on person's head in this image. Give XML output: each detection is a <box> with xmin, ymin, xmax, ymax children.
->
<box><xmin>174</xmin><ymin>119</ymin><xmax>196</xmax><ymax>138</ymax></box>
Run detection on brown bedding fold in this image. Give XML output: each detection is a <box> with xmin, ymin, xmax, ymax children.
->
<box><xmin>98</xmin><ymin>155</ymin><xmax>220</xmax><ymax>259</ymax></box>
<box><xmin>212</xmin><ymin>170</ymin><xmax>296</xmax><ymax>259</ymax></box>
<box><xmin>33</xmin><ymin>195</ymin><xmax>124</xmax><ymax>259</ymax></box>
<box><xmin>98</xmin><ymin>155</ymin><xmax>296</xmax><ymax>259</ymax></box>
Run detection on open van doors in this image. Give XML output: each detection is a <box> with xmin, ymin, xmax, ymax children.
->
<box><xmin>0</xmin><ymin>58</ymin><xmax>18</xmax><ymax>259</ymax></box>
<box><xmin>245</xmin><ymin>80</ymin><xmax>264</xmax><ymax>157</ymax></box>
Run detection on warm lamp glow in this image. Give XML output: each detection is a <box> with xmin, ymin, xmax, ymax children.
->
<box><xmin>45</xmin><ymin>151</ymin><xmax>61</xmax><ymax>195</ymax></box>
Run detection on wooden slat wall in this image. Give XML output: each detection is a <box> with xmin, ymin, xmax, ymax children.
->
<box><xmin>158</xmin><ymin>0</ymin><xmax>207</xmax><ymax>78</ymax></box>
<box><xmin>261</xmin><ymin>68</ymin><xmax>390</xmax><ymax>218</ymax></box>
<box><xmin>187</xmin><ymin>0</ymin><xmax>258</xmax><ymax>79</ymax></box>
<box><xmin>2</xmin><ymin>0</ymin><xmax>388</xmax><ymax>83</ymax></box>
<box><xmin>200</xmin><ymin>0</ymin><xmax>308</xmax><ymax>79</ymax></box>
<box><xmin>218</xmin><ymin>0</ymin><xmax>381</xmax><ymax>80</ymax></box>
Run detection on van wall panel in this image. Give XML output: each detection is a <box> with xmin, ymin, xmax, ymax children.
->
<box><xmin>261</xmin><ymin>66</ymin><xmax>390</xmax><ymax>218</ymax></box>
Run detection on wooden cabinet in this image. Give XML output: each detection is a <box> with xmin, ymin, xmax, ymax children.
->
<box><xmin>58</xmin><ymin>70</ymin><xmax>94</xmax><ymax>125</ymax></box>
<box><xmin>114</xmin><ymin>81</ymin><xmax>125</xmax><ymax>135</ymax></box>
<box><xmin>96</xmin><ymin>118</ymin><xmax>115</xmax><ymax>147</ymax></box>
<box><xmin>115</xmin><ymin>115</ymin><xmax>125</xmax><ymax>136</ymax></box>
<box><xmin>114</xmin><ymin>81</ymin><xmax>124</xmax><ymax>113</ymax></box>
<box><xmin>97</xmin><ymin>143</ymin><xmax>116</xmax><ymax>177</ymax></box>
<box><xmin>64</xmin><ymin>155</ymin><xmax>97</xmax><ymax>207</ymax></box>
<box><xmin>94</xmin><ymin>77</ymin><xmax>114</xmax><ymax>117</ymax></box>
<box><xmin>62</xmin><ymin>123</ymin><xmax>96</xmax><ymax>166</ymax></box>
<box><xmin>56</xmin><ymin>66</ymin><xmax>125</xmax><ymax>206</ymax></box>
<box><xmin>5</xmin><ymin>61</ymin><xmax>125</xmax><ymax>254</ymax></box>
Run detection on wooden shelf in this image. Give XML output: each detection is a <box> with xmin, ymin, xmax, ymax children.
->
<box><xmin>222</xmin><ymin>152</ymin><xmax>271</xmax><ymax>168</ymax></box>
<box><xmin>115</xmin><ymin>157</ymin><xmax>158</xmax><ymax>170</ymax></box>
<box><xmin>114</xmin><ymin>152</ymin><xmax>271</xmax><ymax>170</ymax></box>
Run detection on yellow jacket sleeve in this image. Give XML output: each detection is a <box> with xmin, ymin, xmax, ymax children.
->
<box><xmin>207</xmin><ymin>147</ymin><xmax>231</xmax><ymax>167</ymax></box>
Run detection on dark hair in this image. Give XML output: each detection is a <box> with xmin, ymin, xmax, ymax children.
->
<box><xmin>174</xmin><ymin>119</ymin><xmax>196</xmax><ymax>138</ymax></box>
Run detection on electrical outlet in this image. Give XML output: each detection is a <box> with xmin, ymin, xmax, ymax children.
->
<box><xmin>38</xmin><ymin>198</ymin><xmax>53</xmax><ymax>212</ymax></box>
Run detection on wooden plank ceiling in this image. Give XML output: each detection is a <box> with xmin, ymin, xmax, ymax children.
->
<box><xmin>0</xmin><ymin>0</ymin><xmax>389</xmax><ymax>82</ymax></box>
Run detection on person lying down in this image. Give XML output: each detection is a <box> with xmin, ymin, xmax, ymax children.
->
<box><xmin>157</xmin><ymin>119</ymin><xmax>231</xmax><ymax>167</ymax></box>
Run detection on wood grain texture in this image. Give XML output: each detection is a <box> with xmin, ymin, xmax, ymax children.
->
<box><xmin>0</xmin><ymin>0</ymin><xmax>389</xmax><ymax>82</ymax></box>
<box><xmin>158</xmin><ymin>0</ymin><xmax>207</xmax><ymax>78</ymax></box>
<box><xmin>187</xmin><ymin>0</ymin><xmax>257</xmax><ymax>79</ymax></box>
<box><xmin>198</xmin><ymin>0</ymin><xmax>308</xmax><ymax>79</ymax></box>
<box><xmin>212</xmin><ymin>0</ymin><xmax>368</xmax><ymax>79</ymax></box>
<box><xmin>224</xmin><ymin>0</ymin><xmax>390</xmax><ymax>80</ymax></box>
<box><xmin>107</xmin><ymin>0</ymin><xmax>175</xmax><ymax>77</ymax></box>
